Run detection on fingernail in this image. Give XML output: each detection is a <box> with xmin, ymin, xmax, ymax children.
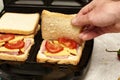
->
<box><xmin>79</xmin><ymin>33</ymin><xmax>88</xmax><ymax>40</ymax></box>
<box><xmin>79</xmin><ymin>33</ymin><xmax>84</xmax><ymax>39</ymax></box>
<box><xmin>72</xmin><ymin>18</ymin><xmax>77</xmax><ymax>24</ymax></box>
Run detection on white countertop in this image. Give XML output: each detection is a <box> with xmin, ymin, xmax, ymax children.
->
<box><xmin>83</xmin><ymin>33</ymin><xmax>120</xmax><ymax>80</ymax></box>
<box><xmin>0</xmin><ymin>0</ymin><xmax>4</xmax><ymax>12</ymax></box>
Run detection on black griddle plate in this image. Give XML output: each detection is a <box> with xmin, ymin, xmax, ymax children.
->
<box><xmin>0</xmin><ymin>0</ymin><xmax>93</xmax><ymax>80</ymax></box>
<box><xmin>0</xmin><ymin>29</ymin><xmax>94</xmax><ymax>80</ymax></box>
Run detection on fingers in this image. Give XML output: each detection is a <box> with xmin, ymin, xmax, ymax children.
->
<box><xmin>79</xmin><ymin>31</ymin><xmax>102</xmax><ymax>40</ymax></box>
<box><xmin>72</xmin><ymin>14</ymin><xmax>90</xmax><ymax>27</ymax></box>
<box><xmin>80</xmin><ymin>1</ymin><xmax>96</xmax><ymax>15</ymax></box>
<box><xmin>72</xmin><ymin>1</ymin><xmax>96</xmax><ymax>27</ymax></box>
<box><xmin>79</xmin><ymin>27</ymin><xmax>105</xmax><ymax>40</ymax></box>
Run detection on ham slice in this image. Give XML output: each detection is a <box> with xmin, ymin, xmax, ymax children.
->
<box><xmin>24</xmin><ymin>39</ymin><xmax>32</xmax><ymax>51</ymax></box>
<box><xmin>46</xmin><ymin>55</ymin><xmax>69</xmax><ymax>59</ymax></box>
<box><xmin>0</xmin><ymin>51</ymin><xmax>19</xmax><ymax>55</ymax></box>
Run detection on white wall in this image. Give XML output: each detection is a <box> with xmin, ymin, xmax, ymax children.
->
<box><xmin>0</xmin><ymin>0</ymin><xmax>4</xmax><ymax>12</ymax></box>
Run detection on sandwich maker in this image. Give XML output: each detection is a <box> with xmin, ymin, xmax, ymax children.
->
<box><xmin>0</xmin><ymin>0</ymin><xmax>93</xmax><ymax>80</ymax></box>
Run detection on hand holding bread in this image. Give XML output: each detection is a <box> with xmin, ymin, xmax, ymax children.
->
<box><xmin>41</xmin><ymin>10</ymin><xmax>83</xmax><ymax>44</ymax></box>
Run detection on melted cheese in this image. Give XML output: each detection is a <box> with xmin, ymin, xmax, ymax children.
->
<box><xmin>20</xmin><ymin>39</ymin><xmax>27</xmax><ymax>52</ymax></box>
<box><xmin>0</xmin><ymin>35</ymin><xmax>25</xmax><ymax>52</ymax></box>
<box><xmin>44</xmin><ymin>41</ymin><xmax>77</xmax><ymax>56</ymax></box>
<box><xmin>0</xmin><ymin>42</ymin><xmax>5</xmax><ymax>46</ymax></box>
<box><xmin>9</xmin><ymin>36</ymin><xmax>24</xmax><ymax>43</ymax></box>
<box><xmin>0</xmin><ymin>40</ymin><xmax>5</xmax><ymax>43</ymax></box>
<box><xmin>21</xmin><ymin>47</ymin><xmax>25</xmax><ymax>52</ymax></box>
<box><xmin>0</xmin><ymin>47</ymin><xmax>19</xmax><ymax>52</ymax></box>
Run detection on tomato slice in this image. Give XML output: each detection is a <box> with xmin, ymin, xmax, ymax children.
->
<box><xmin>0</xmin><ymin>34</ymin><xmax>15</xmax><ymax>42</ymax></box>
<box><xmin>45</xmin><ymin>41</ymin><xmax>63</xmax><ymax>53</ymax></box>
<box><xmin>5</xmin><ymin>40</ymin><xmax>25</xmax><ymax>49</ymax></box>
<box><xmin>58</xmin><ymin>37</ymin><xmax>77</xmax><ymax>49</ymax></box>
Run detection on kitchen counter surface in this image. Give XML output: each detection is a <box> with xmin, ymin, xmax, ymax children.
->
<box><xmin>83</xmin><ymin>33</ymin><xmax>120</xmax><ymax>80</ymax></box>
<box><xmin>0</xmin><ymin>0</ymin><xmax>3</xmax><ymax>12</ymax></box>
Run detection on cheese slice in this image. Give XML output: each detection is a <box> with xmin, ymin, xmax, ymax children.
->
<box><xmin>44</xmin><ymin>48</ymin><xmax>77</xmax><ymax>56</ymax></box>
<box><xmin>9</xmin><ymin>36</ymin><xmax>24</xmax><ymax>43</ymax></box>
<box><xmin>0</xmin><ymin>47</ymin><xmax>19</xmax><ymax>52</ymax></box>
<box><xmin>20</xmin><ymin>39</ymin><xmax>27</xmax><ymax>52</ymax></box>
<box><xmin>0</xmin><ymin>42</ymin><xmax>5</xmax><ymax>46</ymax></box>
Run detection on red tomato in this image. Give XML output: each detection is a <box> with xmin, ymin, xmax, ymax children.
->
<box><xmin>45</xmin><ymin>41</ymin><xmax>63</xmax><ymax>53</ymax></box>
<box><xmin>5</xmin><ymin>40</ymin><xmax>25</xmax><ymax>49</ymax></box>
<box><xmin>0</xmin><ymin>34</ymin><xmax>15</xmax><ymax>42</ymax></box>
<box><xmin>58</xmin><ymin>37</ymin><xmax>77</xmax><ymax>49</ymax></box>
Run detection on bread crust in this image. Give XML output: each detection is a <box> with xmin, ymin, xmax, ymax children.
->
<box><xmin>0</xmin><ymin>38</ymin><xmax>34</xmax><ymax>61</ymax></box>
<box><xmin>0</xmin><ymin>12</ymin><xmax>40</xmax><ymax>35</ymax></box>
<box><xmin>41</xmin><ymin>10</ymin><xmax>82</xmax><ymax>44</ymax></box>
<box><xmin>37</xmin><ymin>40</ymin><xmax>84</xmax><ymax>65</ymax></box>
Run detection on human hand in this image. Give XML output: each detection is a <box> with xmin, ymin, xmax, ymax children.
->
<box><xmin>72</xmin><ymin>0</ymin><xmax>120</xmax><ymax>40</ymax></box>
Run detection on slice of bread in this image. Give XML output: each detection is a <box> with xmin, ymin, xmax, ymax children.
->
<box><xmin>41</xmin><ymin>10</ymin><xmax>82</xmax><ymax>44</ymax></box>
<box><xmin>37</xmin><ymin>40</ymin><xmax>84</xmax><ymax>65</ymax></box>
<box><xmin>37</xmin><ymin>10</ymin><xmax>84</xmax><ymax>65</ymax></box>
<box><xmin>0</xmin><ymin>12</ymin><xmax>40</xmax><ymax>35</ymax></box>
<box><xmin>0</xmin><ymin>38</ymin><xmax>34</xmax><ymax>61</ymax></box>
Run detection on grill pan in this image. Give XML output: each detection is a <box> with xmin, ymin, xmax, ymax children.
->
<box><xmin>0</xmin><ymin>0</ymin><xmax>93</xmax><ymax>80</ymax></box>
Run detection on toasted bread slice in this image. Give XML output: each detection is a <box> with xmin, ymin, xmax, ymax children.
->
<box><xmin>0</xmin><ymin>12</ymin><xmax>40</xmax><ymax>35</ymax></box>
<box><xmin>41</xmin><ymin>10</ymin><xmax>82</xmax><ymax>44</ymax></box>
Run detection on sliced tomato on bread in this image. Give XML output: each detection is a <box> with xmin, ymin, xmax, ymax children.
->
<box><xmin>0</xmin><ymin>34</ymin><xmax>15</xmax><ymax>42</ymax></box>
<box><xmin>5</xmin><ymin>40</ymin><xmax>25</xmax><ymax>49</ymax></box>
<box><xmin>45</xmin><ymin>41</ymin><xmax>63</xmax><ymax>53</ymax></box>
<box><xmin>58</xmin><ymin>37</ymin><xmax>77</xmax><ymax>49</ymax></box>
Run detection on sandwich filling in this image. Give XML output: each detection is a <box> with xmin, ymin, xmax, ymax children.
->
<box><xmin>41</xmin><ymin>37</ymin><xmax>80</xmax><ymax>59</ymax></box>
<box><xmin>0</xmin><ymin>33</ymin><xmax>33</xmax><ymax>55</ymax></box>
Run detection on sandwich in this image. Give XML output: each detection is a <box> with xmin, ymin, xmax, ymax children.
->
<box><xmin>37</xmin><ymin>10</ymin><xmax>84</xmax><ymax>65</ymax></box>
<box><xmin>0</xmin><ymin>12</ymin><xmax>40</xmax><ymax>61</ymax></box>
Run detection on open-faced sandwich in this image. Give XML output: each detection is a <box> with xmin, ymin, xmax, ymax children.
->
<box><xmin>37</xmin><ymin>10</ymin><xmax>84</xmax><ymax>65</ymax></box>
<box><xmin>0</xmin><ymin>12</ymin><xmax>40</xmax><ymax>61</ymax></box>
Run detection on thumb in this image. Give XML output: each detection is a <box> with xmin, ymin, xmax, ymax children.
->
<box><xmin>79</xmin><ymin>27</ymin><xmax>105</xmax><ymax>40</ymax></box>
<box><xmin>79</xmin><ymin>31</ymin><xmax>101</xmax><ymax>40</ymax></box>
<box><xmin>72</xmin><ymin>1</ymin><xmax>95</xmax><ymax>27</ymax></box>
